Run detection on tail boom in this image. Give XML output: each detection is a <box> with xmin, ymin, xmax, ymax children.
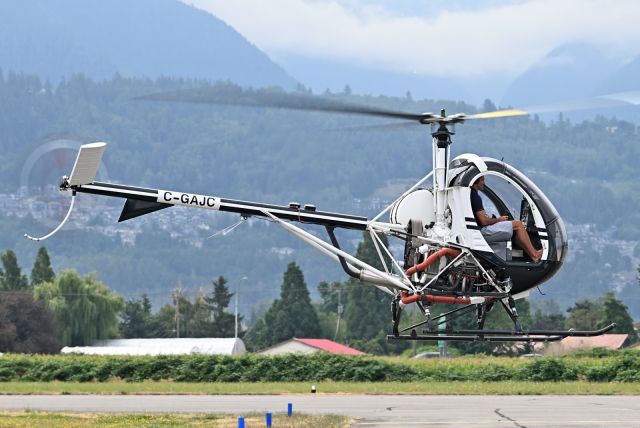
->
<box><xmin>69</xmin><ymin>181</ymin><xmax>369</xmax><ymax>230</ymax></box>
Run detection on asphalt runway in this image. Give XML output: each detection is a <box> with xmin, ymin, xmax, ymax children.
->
<box><xmin>1</xmin><ymin>395</ymin><xmax>639</xmax><ymax>427</ymax></box>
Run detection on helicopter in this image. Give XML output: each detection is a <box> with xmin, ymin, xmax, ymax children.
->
<box><xmin>25</xmin><ymin>86</ymin><xmax>621</xmax><ymax>343</ymax></box>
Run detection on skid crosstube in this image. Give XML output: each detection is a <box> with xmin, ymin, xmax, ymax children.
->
<box><xmin>387</xmin><ymin>323</ymin><xmax>617</xmax><ymax>342</ymax></box>
<box><xmin>387</xmin><ymin>334</ymin><xmax>564</xmax><ymax>342</ymax></box>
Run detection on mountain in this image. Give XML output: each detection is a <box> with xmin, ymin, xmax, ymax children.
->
<box><xmin>599</xmin><ymin>55</ymin><xmax>640</xmax><ymax>94</ymax></box>
<box><xmin>501</xmin><ymin>43</ymin><xmax>619</xmax><ymax>108</ymax></box>
<box><xmin>277</xmin><ymin>53</ymin><xmax>472</xmax><ymax>102</ymax></box>
<box><xmin>0</xmin><ymin>0</ymin><xmax>296</xmax><ymax>89</ymax></box>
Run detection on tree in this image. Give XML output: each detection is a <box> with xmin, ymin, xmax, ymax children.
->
<box><xmin>317</xmin><ymin>280</ymin><xmax>347</xmax><ymax>341</ymax></box>
<box><xmin>34</xmin><ymin>270</ymin><xmax>124</xmax><ymax>346</ymax></box>
<box><xmin>154</xmin><ymin>289</ymin><xmax>215</xmax><ymax>338</ymax></box>
<box><xmin>448</xmin><ymin>298</ymin><xmax>532</xmax><ymax>355</ymax></box>
<box><xmin>598</xmin><ymin>292</ymin><xmax>638</xmax><ymax>343</ymax></box>
<box><xmin>340</xmin><ymin>232</ymin><xmax>412</xmax><ymax>354</ymax></box>
<box><xmin>119</xmin><ymin>294</ymin><xmax>161</xmax><ymax>338</ymax></box>
<box><xmin>565</xmin><ymin>299</ymin><xmax>603</xmax><ymax>331</ymax></box>
<box><xmin>530</xmin><ymin>309</ymin><xmax>566</xmax><ymax>330</ymax></box>
<box><xmin>155</xmin><ymin>303</ymin><xmax>179</xmax><ymax>338</ymax></box>
<box><xmin>344</xmin><ymin>232</ymin><xmax>391</xmax><ymax>341</ymax></box>
<box><xmin>31</xmin><ymin>246</ymin><xmax>55</xmax><ymax>286</ymax></box>
<box><xmin>0</xmin><ymin>291</ymin><xmax>60</xmax><ymax>353</ymax></box>
<box><xmin>317</xmin><ymin>280</ymin><xmax>346</xmax><ymax>313</ymax></box>
<box><xmin>0</xmin><ymin>249</ymin><xmax>29</xmax><ymax>291</ymax></box>
<box><xmin>530</xmin><ymin>299</ymin><xmax>566</xmax><ymax>330</ymax></box>
<box><xmin>204</xmin><ymin>276</ymin><xmax>237</xmax><ymax>337</ymax></box>
<box><xmin>248</xmin><ymin>262</ymin><xmax>321</xmax><ymax>349</ymax></box>
<box><xmin>190</xmin><ymin>290</ymin><xmax>215</xmax><ymax>338</ymax></box>
<box><xmin>482</xmin><ymin>98</ymin><xmax>497</xmax><ymax>112</ymax></box>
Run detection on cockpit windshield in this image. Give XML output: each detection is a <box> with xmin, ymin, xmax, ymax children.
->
<box><xmin>483</xmin><ymin>176</ymin><xmax>525</xmax><ymax>220</ymax></box>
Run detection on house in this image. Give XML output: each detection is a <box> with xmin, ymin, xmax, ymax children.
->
<box><xmin>540</xmin><ymin>334</ymin><xmax>629</xmax><ymax>356</ymax></box>
<box><xmin>259</xmin><ymin>338</ymin><xmax>365</xmax><ymax>356</ymax></box>
<box><xmin>61</xmin><ymin>338</ymin><xmax>246</xmax><ymax>356</ymax></box>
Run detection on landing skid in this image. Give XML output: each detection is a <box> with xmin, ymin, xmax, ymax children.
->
<box><xmin>387</xmin><ymin>323</ymin><xmax>617</xmax><ymax>342</ymax></box>
<box><xmin>390</xmin><ymin>287</ymin><xmax>617</xmax><ymax>343</ymax></box>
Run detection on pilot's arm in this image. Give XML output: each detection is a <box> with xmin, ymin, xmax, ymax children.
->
<box><xmin>474</xmin><ymin>210</ymin><xmax>509</xmax><ymax>227</ymax></box>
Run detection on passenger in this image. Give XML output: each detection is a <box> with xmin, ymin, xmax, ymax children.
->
<box><xmin>470</xmin><ymin>176</ymin><xmax>543</xmax><ymax>262</ymax></box>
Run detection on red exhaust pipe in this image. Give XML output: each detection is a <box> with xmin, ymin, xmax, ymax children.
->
<box><xmin>405</xmin><ymin>248</ymin><xmax>460</xmax><ymax>276</ymax></box>
<box><xmin>401</xmin><ymin>291</ymin><xmax>471</xmax><ymax>305</ymax></box>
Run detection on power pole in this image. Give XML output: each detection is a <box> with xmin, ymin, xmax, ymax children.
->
<box><xmin>333</xmin><ymin>284</ymin><xmax>343</xmax><ymax>342</ymax></box>
<box><xmin>173</xmin><ymin>288</ymin><xmax>182</xmax><ymax>338</ymax></box>
<box><xmin>235</xmin><ymin>276</ymin><xmax>248</xmax><ymax>339</ymax></box>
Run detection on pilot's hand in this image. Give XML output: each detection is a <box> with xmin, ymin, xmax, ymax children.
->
<box><xmin>498</xmin><ymin>216</ymin><xmax>509</xmax><ymax>222</ymax></box>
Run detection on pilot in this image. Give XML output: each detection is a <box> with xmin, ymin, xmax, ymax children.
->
<box><xmin>471</xmin><ymin>176</ymin><xmax>543</xmax><ymax>262</ymax></box>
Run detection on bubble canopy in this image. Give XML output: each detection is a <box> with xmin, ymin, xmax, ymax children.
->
<box><xmin>450</xmin><ymin>156</ymin><xmax>567</xmax><ymax>265</ymax></box>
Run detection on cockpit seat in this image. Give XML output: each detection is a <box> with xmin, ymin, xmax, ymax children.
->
<box><xmin>481</xmin><ymin>222</ymin><xmax>513</xmax><ymax>261</ymax></box>
<box><xmin>487</xmin><ymin>240</ymin><xmax>511</xmax><ymax>260</ymax></box>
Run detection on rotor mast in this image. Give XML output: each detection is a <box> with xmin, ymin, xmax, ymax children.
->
<box><xmin>431</xmin><ymin>109</ymin><xmax>453</xmax><ymax>240</ymax></box>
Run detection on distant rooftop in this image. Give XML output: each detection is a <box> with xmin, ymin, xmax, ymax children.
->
<box><xmin>294</xmin><ymin>338</ymin><xmax>365</xmax><ymax>356</ymax></box>
<box><xmin>259</xmin><ymin>338</ymin><xmax>365</xmax><ymax>356</ymax></box>
<box><xmin>539</xmin><ymin>334</ymin><xmax>629</xmax><ymax>356</ymax></box>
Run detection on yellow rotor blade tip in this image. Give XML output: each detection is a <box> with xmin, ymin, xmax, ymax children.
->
<box><xmin>474</xmin><ymin>109</ymin><xmax>529</xmax><ymax>119</ymax></box>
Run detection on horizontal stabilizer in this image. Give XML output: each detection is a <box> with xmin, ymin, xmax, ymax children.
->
<box><xmin>118</xmin><ymin>198</ymin><xmax>171</xmax><ymax>222</ymax></box>
<box><xmin>68</xmin><ymin>142</ymin><xmax>107</xmax><ymax>186</ymax></box>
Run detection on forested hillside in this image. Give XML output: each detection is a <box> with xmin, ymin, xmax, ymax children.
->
<box><xmin>0</xmin><ymin>0</ymin><xmax>295</xmax><ymax>88</ymax></box>
<box><xmin>1</xmin><ymin>73</ymin><xmax>638</xmax><ymax>316</ymax></box>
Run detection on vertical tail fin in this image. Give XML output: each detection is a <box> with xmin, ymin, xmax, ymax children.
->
<box><xmin>68</xmin><ymin>142</ymin><xmax>106</xmax><ymax>186</ymax></box>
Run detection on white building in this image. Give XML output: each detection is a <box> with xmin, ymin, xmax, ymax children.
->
<box><xmin>61</xmin><ymin>338</ymin><xmax>246</xmax><ymax>356</ymax></box>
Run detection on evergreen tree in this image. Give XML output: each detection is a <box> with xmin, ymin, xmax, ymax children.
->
<box><xmin>482</xmin><ymin>98</ymin><xmax>497</xmax><ymax>112</ymax></box>
<box><xmin>31</xmin><ymin>246</ymin><xmax>55</xmax><ymax>286</ymax></box>
<box><xmin>204</xmin><ymin>276</ymin><xmax>237</xmax><ymax>337</ymax></box>
<box><xmin>530</xmin><ymin>309</ymin><xmax>566</xmax><ymax>330</ymax></box>
<box><xmin>249</xmin><ymin>262</ymin><xmax>321</xmax><ymax>349</ymax></box>
<box><xmin>317</xmin><ymin>280</ymin><xmax>346</xmax><ymax>313</ymax></box>
<box><xmin>0</xmin><ymin>249</ymin><xmax>29</xmax><ymax>291</ymax></box>
<box><xmin>155</xmin><ymin>303</ymin><xmax>179</xmax><ymax>338</ymax></box>
<box><xmin>190</xmin><ymin>291</ymin><xmax>215</xmax><ymax>338</ymax></box>
<box><xmin>344</xmin><ymin>233</ymin><xmax>391</xmax><ymax>341</ymax></box>
<box><xmin>119</xmin><ymin>294</ymin><xmax>161</xmax><ymax>338</ymax></box>
<box><xmin>565</xmin><ymin>299</ymin><xmax>603</xmax><ymax>330</ymax></box>
<box><xmin>34</xmin><ymin>270</ymin><xmax>124</xmax><ymax>346</ymax></box>
<box><xmin>244</xmin><ymin>317</ymin><xmax>268</xmax><ymax>351</ymax></box>
<box><xmin>598</xmin><ymin>292</ymin><xmax>638</xmax><ymax>343</ymax></box>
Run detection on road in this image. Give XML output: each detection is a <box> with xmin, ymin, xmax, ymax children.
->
<box><xmin>1</xmin><ymin>395</ymin><xmax>639</xmax><ymax>427</ymax></box>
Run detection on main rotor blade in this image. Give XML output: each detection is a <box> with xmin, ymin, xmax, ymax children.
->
<box><xmin>470</xmin><ymin>90</ymin><xmax>640</xmax><ymax>120</ymax></box>
<box><xmin>325</xmin><ymin>121</ymin><xmax>421</xmax><ymax>132</ymax></box>
<box><xmin>137</xmin><ymin>86</ymin><xmax>436</xmax><ymax>122</ymax></box>
<box><xmin>467</xmin><ymin>109</ymin><xmax>529</xmax><ymax>120</ymax></box>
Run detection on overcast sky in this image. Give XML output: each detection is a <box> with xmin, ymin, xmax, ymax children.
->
<box><xmin>185</xmin><ymin>0</ymin><xmax>640</xmax><ymax>79</ymax></box>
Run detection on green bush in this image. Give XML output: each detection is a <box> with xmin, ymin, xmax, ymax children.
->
<box><xmin>0</xmin><ymin>353</ymin><xmax>637</xmax><ymax>383</ymax></box>
<box><xmin>518</xmin><ymin>358</ymin><xmax>578</xmax><ymax>381</ymax></box>
<box><xmin>477</xmin><ymin>365</ymin><xmax>516</xmax><ymax>382</ymax></box>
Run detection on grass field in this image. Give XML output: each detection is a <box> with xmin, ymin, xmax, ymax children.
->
<box><xmin>1</xmin><ymin>381</ymin><xmax>639</xmax><ymax>395</ymax></box>
<box><xmin>0</xmin><ymin>411</ymin><xmax>350</xmax><ymax>427</ymax></box>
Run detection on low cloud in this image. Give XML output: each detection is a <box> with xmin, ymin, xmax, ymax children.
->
<box><xmin>185</xmin><ymin>0</ymin><xmax>640</xmax><ymax>78</ymax></box>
